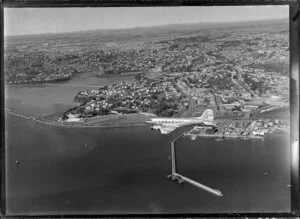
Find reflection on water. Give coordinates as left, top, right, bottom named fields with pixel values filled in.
left=6, top=114, right=291, bottom=215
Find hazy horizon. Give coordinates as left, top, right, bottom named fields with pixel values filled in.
left=4, top=6, right=288, bottom=36
left=4, top=17, right=288, bottom=38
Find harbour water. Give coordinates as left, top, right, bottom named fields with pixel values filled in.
left=5, top=114, right=291, bottom=215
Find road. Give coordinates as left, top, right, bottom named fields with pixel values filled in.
left=173, top=81, right=197, bottom=117
left=210, top=89, right=225, bottom=114
left=232, top=70, right=257, bottom=98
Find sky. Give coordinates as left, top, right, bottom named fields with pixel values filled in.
left=4, top=6, right=289, bottom=36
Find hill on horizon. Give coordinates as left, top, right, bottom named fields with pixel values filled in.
left=6, top=18, right=288, bottom=40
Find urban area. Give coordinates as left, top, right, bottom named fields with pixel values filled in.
left=5, top=20, right=290, bottom=138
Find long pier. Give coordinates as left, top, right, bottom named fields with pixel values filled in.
left=167, top=130, right=223, bottom=197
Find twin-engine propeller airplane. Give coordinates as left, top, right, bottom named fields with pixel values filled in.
left=145, top=109, right=217, bottom=134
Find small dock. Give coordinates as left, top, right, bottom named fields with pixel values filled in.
left=167, top=129, right=223, bottom=197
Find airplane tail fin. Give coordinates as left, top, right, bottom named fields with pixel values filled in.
left=198, top=109, right=214, bottom=121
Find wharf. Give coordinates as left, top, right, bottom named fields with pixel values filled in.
left=167, top=130, right=223, bottom=197
left=184, top=127, right=263, bottom=140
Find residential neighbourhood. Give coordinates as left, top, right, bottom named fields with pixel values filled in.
left=58, top=29, right=289, bottom=121
left=4, top=21, right=289, bottom=122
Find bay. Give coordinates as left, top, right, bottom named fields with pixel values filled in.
left=5, top=114, right=291, bottom=215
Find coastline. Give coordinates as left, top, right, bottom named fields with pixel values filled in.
left=5, top=108, right=149, bottom=129
left=6, top=107, right=289, bottom=141
left=4, top=74, right=137, bottom=118
left=185, top=130, right=264, bottom=140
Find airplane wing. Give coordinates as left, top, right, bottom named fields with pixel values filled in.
left=160, top=124, right=198, bottom=134
left=160, top=125, right=179, bottom=134
left=160, top=126, right=178, bottom=134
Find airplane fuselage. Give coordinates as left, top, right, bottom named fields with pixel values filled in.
left=146, top=118, right=216, bottom=127
left=145, top=109, right=216, bottom=134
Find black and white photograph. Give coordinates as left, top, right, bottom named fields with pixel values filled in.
left=2, top=3, right=298, bottom=215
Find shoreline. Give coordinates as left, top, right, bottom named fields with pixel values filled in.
left=185, top=132, right=264, bottom=140
left=5, top=108, right=148, bottom=129
left=4, top=83, right=104, bottom=89
left=4, top=73, right=136, bottom=88
left=185, top=129, right=264, bottom=140
left=5, top=106, right=290, bottom=132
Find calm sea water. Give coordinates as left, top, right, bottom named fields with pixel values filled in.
left=5, top=114, right=291, bottom=215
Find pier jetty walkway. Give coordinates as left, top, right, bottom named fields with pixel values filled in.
left=167, top=129, right=223, bottom=197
